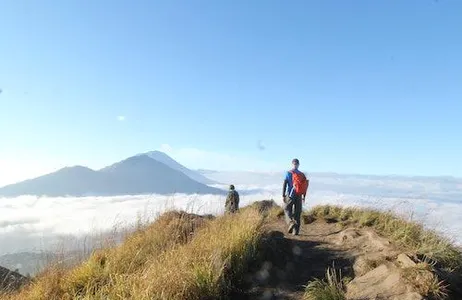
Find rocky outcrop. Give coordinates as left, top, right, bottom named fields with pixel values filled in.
left=346, top=253, right=444, bottom=300
left=0, top=266, right=28, bottom=293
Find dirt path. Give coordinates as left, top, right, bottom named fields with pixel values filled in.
left=234, top=208, right=462, bottom=300
left=236, top=218, right=356, bottom=299
left=234, top=214, right=422, bottom=300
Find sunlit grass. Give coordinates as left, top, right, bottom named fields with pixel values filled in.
left=306, top=205, right=462, bottom=272
left=3, top=208, right=263, bottom=300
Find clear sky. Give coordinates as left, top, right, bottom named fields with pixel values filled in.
left=1, top=0, right=462, bottom=186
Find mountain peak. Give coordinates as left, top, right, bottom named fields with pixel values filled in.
left=144, top=150, right=169, bottom=157
left=142, top=151, right=217, bottom=185
left=100, top=154, right=165, bottom=172
left=57, top=166, right=94, bottom=173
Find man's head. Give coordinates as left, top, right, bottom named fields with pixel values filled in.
left=229, top=184, right=235, bottom=190
left=292, top=158, right=300, bottom=170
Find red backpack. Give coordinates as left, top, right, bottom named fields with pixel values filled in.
left=291, top=170, right=308, bottom=196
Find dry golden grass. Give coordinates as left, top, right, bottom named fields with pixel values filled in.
left=127, top=208, right=263, bottom=299
left=2, top=210, right=212, bottom=300
left=402, top=262, right=449, bottom=299
left=306, top=205, right=462, bottom=272
left=244, top=199, right=283, bottom=218
left=3, top=208, right=263, bottom=300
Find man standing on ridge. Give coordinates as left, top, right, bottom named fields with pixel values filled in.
left=283, top=158, right=309, bottom=235
left=225, top=184, right=240, bottom=214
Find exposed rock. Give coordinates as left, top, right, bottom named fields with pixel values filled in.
left=363, top=230, right=392, bottom=252
left=396, top=253, right=417, bottom=268
left=353, top=256, right=371, bottom=277
left=341, top=228, right=361, bottom=240
left=346, top=262, right=424, bottom=300
left=353, top=254, right=389, bottom=277
left=332, top=227, right=393, bottom=254
left=0, top=266, right=29, bottom=293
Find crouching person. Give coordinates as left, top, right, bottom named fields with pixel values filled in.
left=225, top=184, right=240, bottom=214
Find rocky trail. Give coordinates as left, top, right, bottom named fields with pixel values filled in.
left=236, top=214, right=459, bottom=300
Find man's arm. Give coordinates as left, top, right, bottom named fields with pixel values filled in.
left=303, top=179, right=310, bottom=200
left=282, top=179, right=288, bottom=197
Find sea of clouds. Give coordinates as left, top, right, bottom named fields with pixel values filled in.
left=1, top=171, right=461, bottom=272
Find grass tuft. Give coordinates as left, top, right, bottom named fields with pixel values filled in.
left=304, top=266, right=346, bottom=300
left=402, top=263, right=449, bottom=299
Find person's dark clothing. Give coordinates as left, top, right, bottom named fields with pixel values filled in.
left=225, top=190, right=240, bottom=214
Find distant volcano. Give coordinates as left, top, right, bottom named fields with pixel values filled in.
left=0, top=153, right=224, bottom=197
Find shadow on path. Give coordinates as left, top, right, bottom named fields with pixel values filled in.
left=233, top=229, right=355, bottom=300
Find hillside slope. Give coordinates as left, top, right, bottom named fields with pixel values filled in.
left=2, top=202, right=461, bottom=299
left=0, top=266, right=28, bottom=293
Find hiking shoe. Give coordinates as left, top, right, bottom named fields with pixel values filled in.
left=288, top=221, right=296, bottom=234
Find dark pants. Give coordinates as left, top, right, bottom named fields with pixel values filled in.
left=225, top=203, right=238, bottom=214
left=284, top=195, right=302, bottom=234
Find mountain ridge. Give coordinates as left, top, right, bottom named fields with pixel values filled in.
left=0, top=153, right=224, bottom=197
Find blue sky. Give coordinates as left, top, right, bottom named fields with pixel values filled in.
left=1, top=0, right=462, bottom=185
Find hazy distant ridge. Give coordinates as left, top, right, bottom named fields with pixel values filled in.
left=0, top=153, right=224, bottom=197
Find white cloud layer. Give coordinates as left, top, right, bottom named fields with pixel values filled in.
left=0, top=192, right=269, bottom=255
